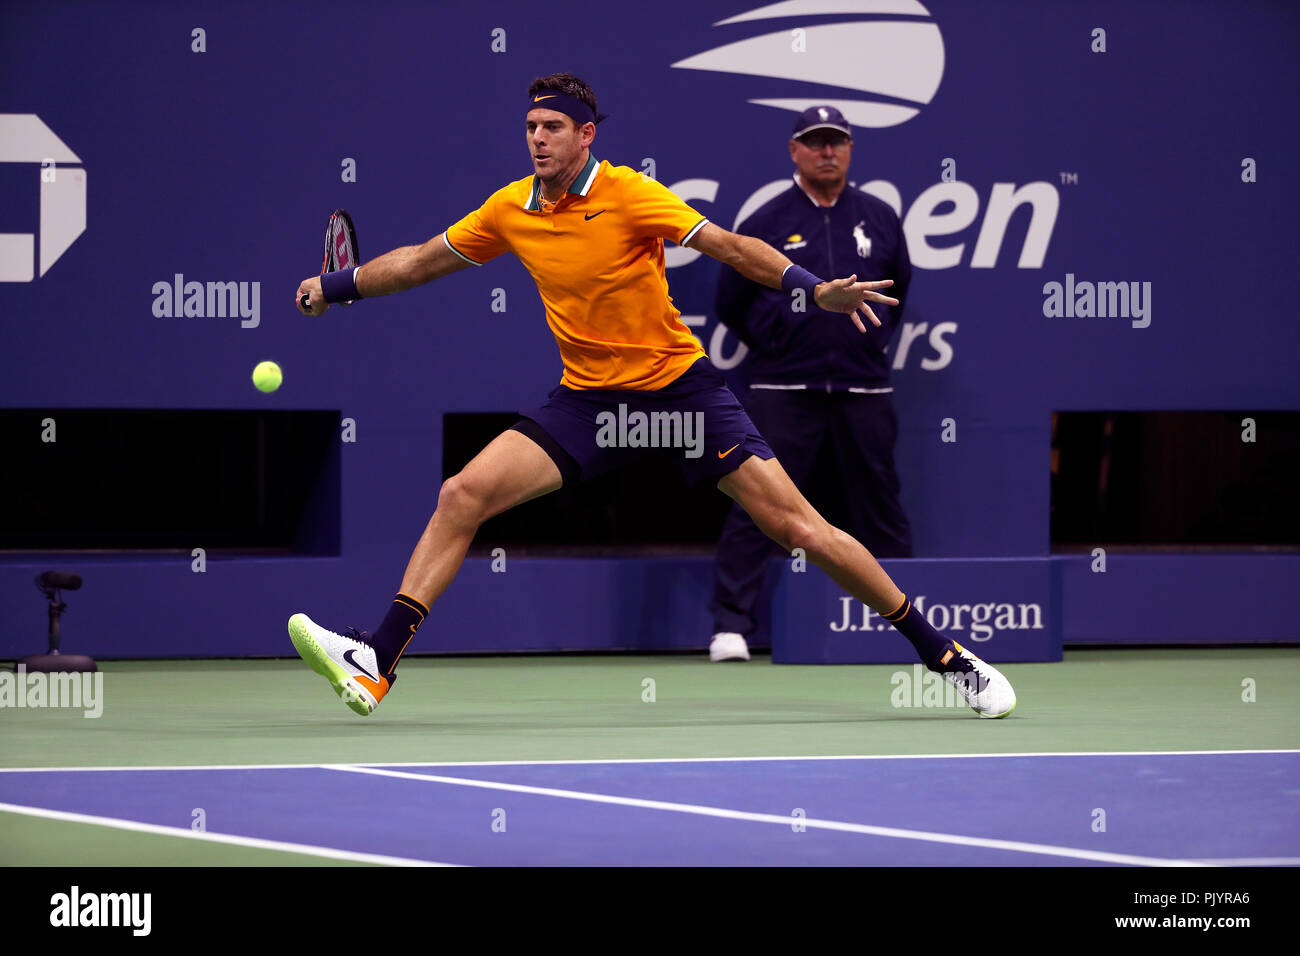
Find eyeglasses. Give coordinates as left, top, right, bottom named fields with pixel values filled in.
left=798, top=133, right=851, bottom=150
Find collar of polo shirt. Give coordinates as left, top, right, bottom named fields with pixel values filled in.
left=525, top=154, right=601, bottom=211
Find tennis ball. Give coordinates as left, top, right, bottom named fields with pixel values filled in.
left=252, top=360, right=282, bottom=393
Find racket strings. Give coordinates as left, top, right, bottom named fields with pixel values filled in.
left=326, top=211, right=358, bottom=273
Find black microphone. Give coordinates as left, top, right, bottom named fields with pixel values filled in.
left=35, top=571, right=82, bottom=591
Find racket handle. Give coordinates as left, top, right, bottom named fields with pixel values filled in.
left=300, top=293, right=311, bottom=311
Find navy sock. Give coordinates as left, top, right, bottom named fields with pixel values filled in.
left=370, top=593, right=428, bottom=675
left=883, top=596, right=960, bottom=671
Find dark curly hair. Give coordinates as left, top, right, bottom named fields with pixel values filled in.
left=528, top=73, right=598, bottom=126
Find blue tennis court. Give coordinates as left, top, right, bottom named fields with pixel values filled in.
left=3, top=751, right=1296, bottom=867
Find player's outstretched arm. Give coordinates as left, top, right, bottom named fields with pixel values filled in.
left=296, top=233, right=473, bottom=315
left=687, top=222, right=898, bottom=332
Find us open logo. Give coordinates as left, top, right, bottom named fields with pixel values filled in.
left=0, top=114, right=87, bottom=282
left=672, top=0, right=944, bottom=128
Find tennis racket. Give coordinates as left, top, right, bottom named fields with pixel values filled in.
left=300, top=208, right=359, bottom=310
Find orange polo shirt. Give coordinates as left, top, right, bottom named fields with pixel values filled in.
left=443, top=155, right=709, bottom=391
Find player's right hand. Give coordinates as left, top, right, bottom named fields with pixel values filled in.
left=296, top=277, right=328, bottom=315
left=813, top=276, right=898, bottom=332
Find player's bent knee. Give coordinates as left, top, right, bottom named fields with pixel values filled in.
left=435, top=473, right=489, bottom=527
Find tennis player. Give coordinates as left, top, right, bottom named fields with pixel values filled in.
left=290, top=73, right=1015, bottom=718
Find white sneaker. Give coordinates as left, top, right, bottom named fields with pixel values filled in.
left=709, top=632, right=751, bottom=662
left=287, top=613, right=394, bottom=716
left=941, top=641, right=1016, bottom=718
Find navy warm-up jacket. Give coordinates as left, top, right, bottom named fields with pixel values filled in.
left=715, top=177, right=912, bottom=392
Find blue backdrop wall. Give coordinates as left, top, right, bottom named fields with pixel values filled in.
left=2, top=0, right=1296, bottom=659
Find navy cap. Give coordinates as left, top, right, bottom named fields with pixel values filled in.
left=792, top=105, right=851, bottom=139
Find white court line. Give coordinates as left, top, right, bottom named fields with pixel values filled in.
left=0, top=801, right=455, bottom=867
left=323, top=764, right=1206, bottom=867
left=0, top=762, right=341, bottom=773
left=1, top=749, right=1296, bottom=774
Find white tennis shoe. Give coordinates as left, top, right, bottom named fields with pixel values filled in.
left=709, top=632, right=751, bottom=662
left=941, top=642, right=1017, bottom=718
left=288, top=613, right=394, bottom=716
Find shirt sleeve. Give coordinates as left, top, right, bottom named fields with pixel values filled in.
left=623, top=172, right=709, bottom=245
left=444, top=190, right=510, bottom=265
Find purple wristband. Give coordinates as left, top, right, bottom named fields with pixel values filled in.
left=320, top=267, right=362, bottom=304
left=781, top=264, right=823, bottom=297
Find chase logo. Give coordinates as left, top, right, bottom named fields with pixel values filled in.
left=672, top=0, right=944, bottom=128
left=0, top=114, right=86, bottom=281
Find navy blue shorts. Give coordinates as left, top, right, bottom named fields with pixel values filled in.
left=512, top=358, right=775, bottom=487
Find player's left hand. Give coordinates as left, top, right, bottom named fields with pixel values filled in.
left=814, top=276, right=898, bottom=332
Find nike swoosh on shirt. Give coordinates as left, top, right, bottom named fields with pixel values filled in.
left=343, top=649, right=379, bottom=682
left=718, top=443, right=741, bottom=458
left=584, top=210, right=607, bottom=221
